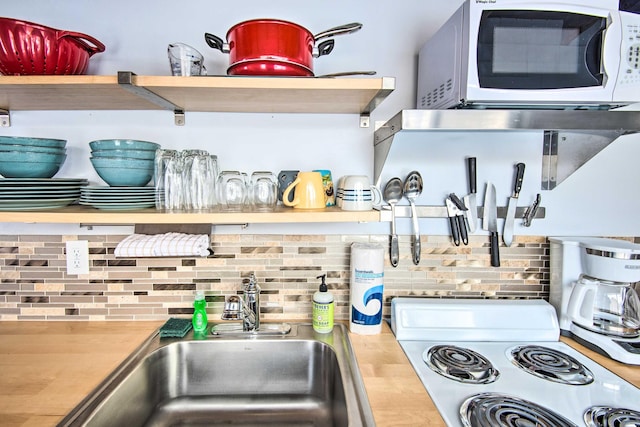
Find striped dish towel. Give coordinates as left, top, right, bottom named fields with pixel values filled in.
left=115, top=233, right=211, bottom=257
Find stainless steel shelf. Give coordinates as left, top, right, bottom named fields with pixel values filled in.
left=373, top=109, right=640, bottom=189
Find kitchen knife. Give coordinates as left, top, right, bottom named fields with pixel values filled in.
left=463, top=157, right=477, bottom=233
left=485, top=182, right=500, bottom=267
left=503, top=163, right=525, bottom=247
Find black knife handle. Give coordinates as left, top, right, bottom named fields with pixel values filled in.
left=459, top=216, right=469, bottom=245
left=467, top=157, right=477, bottom=194
left=490, top=231, right=500, bottom=267
left=513, top=162, right=525, bottom=197
left=449, top=216, right=460, bottom=246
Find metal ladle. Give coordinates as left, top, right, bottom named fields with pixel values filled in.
left=383, top=177, right=403, bottom=267
left=403, top=171, right=423, bottom=265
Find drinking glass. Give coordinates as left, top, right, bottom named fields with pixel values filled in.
left=249, top=171, right=277, bottom=212
left=155, top=149, right=183, bottom=210
left=182, top=150, right=215, bottom=210
left=217, top=170, right=246, bottom=212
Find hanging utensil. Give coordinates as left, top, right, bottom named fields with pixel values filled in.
left=484, top=182, right=500, bottom=267
left=403, top=171, right=423, bottom=265
left=463, top=157, right=477, bottom=233
left=446, top=193, right=469, bottom=246
left=384, top=178, right=403, bottom=267
left=503, top=162, right=526, bottom=246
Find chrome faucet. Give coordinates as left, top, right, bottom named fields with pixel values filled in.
left=221, top=273, right=260, bottom=332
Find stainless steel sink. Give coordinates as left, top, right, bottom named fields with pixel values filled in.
left=58, top=323, right=374, bottom=427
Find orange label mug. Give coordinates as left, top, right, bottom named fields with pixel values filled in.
left=282, top=171, right=326, bottom=209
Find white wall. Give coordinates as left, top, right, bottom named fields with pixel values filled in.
left=2, top=0, right=640, bottom=237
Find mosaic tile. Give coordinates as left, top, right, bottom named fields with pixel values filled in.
left=0, top=234, right=558, bottom=321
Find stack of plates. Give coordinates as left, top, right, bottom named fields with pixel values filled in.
left=0, top=178, right=87, bottom=210
left=79, top=186, right=156, bottom=210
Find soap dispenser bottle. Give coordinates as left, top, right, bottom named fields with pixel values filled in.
left=312, top=274, right=334, bottom=334
left=192, top=290, right=208, bottom=333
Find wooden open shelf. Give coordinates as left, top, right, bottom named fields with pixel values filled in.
left=0, top=74, right=395, bottom=120
left=0, top=205, right=380, bottom=225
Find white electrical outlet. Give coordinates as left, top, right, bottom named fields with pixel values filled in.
left=66, top=240, right=89, bottom=275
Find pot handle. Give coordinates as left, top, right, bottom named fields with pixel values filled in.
left=314, top=22, right=362, bottom=41
left=57, top=31, right=106, bottom=56
left=204, top=33, right=230, bottom=53
left=313, top=39, right=335, bottom=58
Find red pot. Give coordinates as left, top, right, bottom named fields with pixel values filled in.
left=0, top=17, right=105, bottom=75
left=205, top=19, right=361, bottom=76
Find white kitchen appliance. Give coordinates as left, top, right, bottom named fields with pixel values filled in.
left=549, top=236, right=640, bottom=365
left=417, top=0, right=640, bottom=109
left=391, top=298, right=640, bottom=427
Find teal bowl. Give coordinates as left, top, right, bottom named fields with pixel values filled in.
left=91, top=149, right=156, bottom=160
left=0, top=160, right=64, bottom=178
left=0, top=150, right=67, bottom=164
left=0, top=144, right=66, bottom=154
left=92, top=166, right=153, bottom=187
left=90, top=157, right=154, bottom=169
left=89, top=139, right=160, bottom=152
left=0, top=136, right=66, bottom=148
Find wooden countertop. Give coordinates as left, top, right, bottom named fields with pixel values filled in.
left=0, top=320, right=441, bottom=427
left=0, top=321, right=638, bottom=427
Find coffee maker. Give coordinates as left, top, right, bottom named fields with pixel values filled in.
left=549, top=237, right=640, bottom=365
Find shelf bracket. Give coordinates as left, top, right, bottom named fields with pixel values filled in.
left=117, top=71, right=186, bottom=126
left=360, top=76, right=395, bottom=128
left=541, top=129, right=622, bottom=190
left=0, top=109, right=9, bottom=127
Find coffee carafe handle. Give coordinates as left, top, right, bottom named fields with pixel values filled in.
left=566, top=282, right=598, bottom=329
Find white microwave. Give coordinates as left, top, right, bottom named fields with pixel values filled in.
left=417, top=0, right=640, bottom=109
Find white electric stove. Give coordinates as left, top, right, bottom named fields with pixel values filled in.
left=391, top=298, right=640, bottom=427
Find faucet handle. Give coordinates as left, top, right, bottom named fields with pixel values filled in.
left=245, top=273, right=260, bottom=292
left=221, top=295, right=243, bottom=320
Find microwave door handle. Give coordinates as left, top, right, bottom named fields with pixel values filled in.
left=596, top=16, right=612, bottom=85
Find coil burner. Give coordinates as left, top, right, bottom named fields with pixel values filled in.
left=584, top=406, right=640, bottom=427
left=423, top=345, right=499, bottom=384
left=461, top=393, right=577, bottom=427
left=508, top=345, right=594, bottom=385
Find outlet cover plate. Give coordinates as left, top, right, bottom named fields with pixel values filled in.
left=66, top=240, right=89, bottom=275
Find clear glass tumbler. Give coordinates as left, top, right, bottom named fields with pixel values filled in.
left=155, top=149, right=183, bottom=211
left=216, top=170, right=246, bottom=212
left=249, top=171, right=277, bottom=212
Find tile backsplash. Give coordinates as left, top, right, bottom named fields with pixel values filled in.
left=0, top=233, right=551, bottom=321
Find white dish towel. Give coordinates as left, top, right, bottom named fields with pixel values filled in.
left=115, top=233, right=211, bottom=257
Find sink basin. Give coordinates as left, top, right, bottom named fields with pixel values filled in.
left=58, top=323, right=374, bottom=427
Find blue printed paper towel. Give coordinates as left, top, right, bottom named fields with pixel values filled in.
left=349, top=242, right=384, bottom=335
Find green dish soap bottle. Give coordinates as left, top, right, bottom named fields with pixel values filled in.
left=313, top=274, right=334, bottom=334
left=192, top=290, right=208, bottom=333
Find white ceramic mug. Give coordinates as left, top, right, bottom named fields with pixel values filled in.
left=340, top=175, right=382, bottom=211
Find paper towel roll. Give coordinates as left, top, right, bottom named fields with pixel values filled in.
left=349, top=242, right=384, bottom=335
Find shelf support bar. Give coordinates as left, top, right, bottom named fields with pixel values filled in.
left=117, top=71, right=186, bottom=126
left=377, top=205, right=545, bottom=221
left=360, top=76, right=395, bottom=128
left=0, top=109, right=9, bottom=127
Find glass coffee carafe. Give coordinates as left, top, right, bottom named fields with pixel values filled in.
left=567, top=275, right=640, bottom=338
